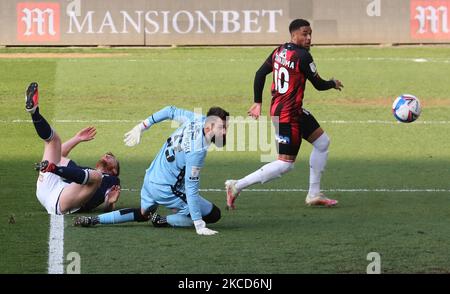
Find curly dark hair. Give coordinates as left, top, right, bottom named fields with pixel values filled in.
left=289, top=19, right=310, bottom=34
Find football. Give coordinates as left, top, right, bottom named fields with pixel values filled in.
left=392, top=94, right=422, bottom=123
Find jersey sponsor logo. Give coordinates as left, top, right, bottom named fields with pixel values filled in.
left=189, top=166, right=201, bottom=181
left=275, top=135, right=290, bottom=144
left=309, top=62, right=317, bottom=73
left=182, top=136, right=191, bottom=153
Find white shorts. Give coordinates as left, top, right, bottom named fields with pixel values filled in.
left=36, top=172, right=72, bottom=215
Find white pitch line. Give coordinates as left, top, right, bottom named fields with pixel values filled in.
left=318, top=57, right=450, bottom=63
left=2, top=119, right=141, bottom=123
left=64, top=57, right=450, bottom=63
left=3, top=56, right=449, bottom=63
left=3, top=119, right=450, bottom=125
left=320, top=120, right=450, bottom=125
left=121, top=188, right=450, bottom=193
left=48, top=214, right=64, bottom=274
left=54, top=119, right=141, bottom=123
left=120, top=57, right=450, bottom=64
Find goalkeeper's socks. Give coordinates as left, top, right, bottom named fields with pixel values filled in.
left=51, top=166, right=90, bottom=185
left=31, top=107, right=54, bottom=141
left=151, top=214, right=169, bottom=227
left=166, top=214, right=193, bottom=227
left=98, top=208, right=142, bottom=224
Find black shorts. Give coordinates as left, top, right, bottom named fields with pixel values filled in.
left=274, top=109, right=321, bottom=156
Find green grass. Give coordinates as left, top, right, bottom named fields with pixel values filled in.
left=1, top=46, right=450, bottom=273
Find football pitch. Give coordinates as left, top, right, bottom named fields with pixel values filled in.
left=1, top=46, right=450, bottom=273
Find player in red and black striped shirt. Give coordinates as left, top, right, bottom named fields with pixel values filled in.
left=226, top=19, right=343, bottom=208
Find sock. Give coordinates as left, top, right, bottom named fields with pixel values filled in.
left=167, top=214, right=193, bottom=227
left=308, top=133, right=330, bottom=197
left=151, top=214, right=169, bottom=227
left=91, top=216, right=100, bottom=225
left=235, top=160, right=294, bottom=191
left=30, top=107, right=53, bottom=141
left=52, top=166, right=90, bottom=185
left=98, top=208, right=145, bottom=224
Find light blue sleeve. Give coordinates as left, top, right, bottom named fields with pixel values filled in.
left=142, top=106, right=196, bottom=128
left=184, top=150, right=206, bottom=221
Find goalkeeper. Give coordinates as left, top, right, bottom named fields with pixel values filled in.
left=75, top=106, right=229, bottom=236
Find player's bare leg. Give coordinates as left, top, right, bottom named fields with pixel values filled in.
left=35, top=158, right=107, bottom=213
left=305, top=127, right=337, bottom=207
left=41, top=133, right=62, bottom=165
left=27, top=82, right=105, bottom=214
left=58, top=170, right=103, bottom=214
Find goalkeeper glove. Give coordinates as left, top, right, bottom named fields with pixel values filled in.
left=194, top=220, right=218, bottom=236
left=123, top=122, right=147, bottom=147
